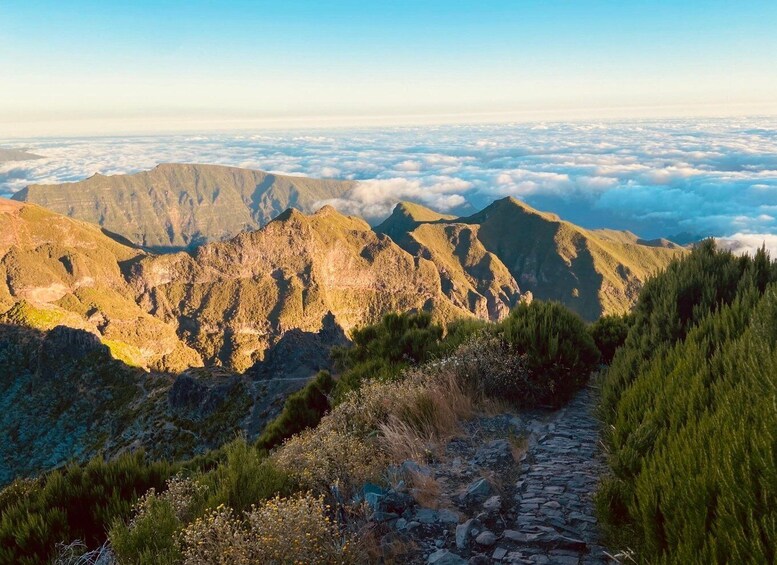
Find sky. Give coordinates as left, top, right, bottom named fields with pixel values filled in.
left=2, top=1, right=777, bottom=136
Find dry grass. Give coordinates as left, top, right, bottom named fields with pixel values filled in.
left=273, top=426, right=383, bottom=498
left=508, top=433, right=529, bottom=462
left=406, top=470, right=443, bottom=509
left=376, top=369, right=473, bottom=463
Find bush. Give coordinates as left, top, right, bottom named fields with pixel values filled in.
left=589, top=314, right=631, bottom=364
left=597, top=243, right=777, bottom=563
left=273, top=425, right=382, bottom=499
left=498, top=301, right=600, bottom=406
left=256, top=371, right=335, bottom=451
left=110, top=476, right=207, bottom=565
left=202, top=436, right=293, bottom=513
left=331, top=311, right=444, bottom=401
left=179, top=493, right=358, bottom=565
left=434, top=333, right=534, bottom=407
left=0, top=452, right=176, bottom=565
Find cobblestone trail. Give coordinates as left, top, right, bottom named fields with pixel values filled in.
left=504, top=386, right=610, bottom=564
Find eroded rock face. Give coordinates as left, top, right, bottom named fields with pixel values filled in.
left=36, top=325, right=107, bottom=379
left=130, top=206, right=473, bottom=370
left=0, top=200, right=201, bottom=372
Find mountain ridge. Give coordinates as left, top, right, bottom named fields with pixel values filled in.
left=13, top=163, right=357, bottom=251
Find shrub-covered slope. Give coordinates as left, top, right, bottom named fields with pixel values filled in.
left=597, top=241, right=777, bottom=563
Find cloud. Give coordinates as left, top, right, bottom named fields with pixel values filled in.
left=715, top=233, right=777, bottom=256
left=2, top=116, right=776, bottom=241
left=316, top=177, right=471, bottom=221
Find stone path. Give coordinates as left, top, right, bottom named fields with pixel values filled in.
left=503, top=386, right=609, bottom=564
left=368, top=386, right=612, bottom=564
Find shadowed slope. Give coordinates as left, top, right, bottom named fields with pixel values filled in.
left=380, top=198, right=684, bottom=320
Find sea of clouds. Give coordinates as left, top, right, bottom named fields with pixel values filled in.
left=1, top=117, right=776, bottom=253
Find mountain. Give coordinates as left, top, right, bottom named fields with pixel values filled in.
left=0, top=194, right=685, bottom=484
left=13, top=163, right=356, bottom=250
left=0, top=148, right=42, bottom=162
left=0, top=199, right=200, bottom=371
left=0, top=193, right=684, bottom=378
left=129, top=204, right=473, bottom=370
left=376, top=201, right=522, bottom=321
left=379, top=198, right=686, bottom=320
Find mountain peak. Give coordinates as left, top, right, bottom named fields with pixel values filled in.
left=393, top=201, right=455, bottom=223
left=464, top=196, right=561, bottom=224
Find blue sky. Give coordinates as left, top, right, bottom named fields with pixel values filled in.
left=2, top=1, right=777, bottom=135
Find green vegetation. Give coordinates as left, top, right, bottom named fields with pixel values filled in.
left=257, top=371, right=335, bottom=450
left=0, top=453, right=176, bottom=565
left=109, top=438, right=293, bottom=565
left=0, top=300, right=603, bottom=563
left=331, top=311, right=445, bottom=400
left=500, top=301, right=600, bottom=406
left=589, top=313, right=631, bottom=364
left=597, top=241, right=777, bottom=563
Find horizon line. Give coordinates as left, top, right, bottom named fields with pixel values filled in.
left=2, top=102, right=776, bottom=139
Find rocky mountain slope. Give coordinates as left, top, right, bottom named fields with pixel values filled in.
left=379, top=198, right=685, bottom=320
left=0, top=194, right=683, bottom=375
left=0, top=193, right=683, bottom=485
left=13, top=163, right=356, bottom=250
left=129, top=205, right=473, bottom=370
left=0, top=199, right=200, bottom=371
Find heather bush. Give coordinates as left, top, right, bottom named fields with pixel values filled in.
left=331, top=311, right=444, bottom=401
left=202, top=436, right=293, bottom=513
left=0, top=452, right=176, bottom=565
left=588, top=313, right=630, bottom=364
left=110, top=476, right=208, bottom=564
left=598, top=243, right=777, bottom=563
left=498, top=301, right=600, bottom=406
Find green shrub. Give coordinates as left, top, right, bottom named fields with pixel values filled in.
left=589, top=314, right=631, bottom=364
left=110, top=475, right=207, bottom=565
left=331, top=312, right=444, bottom=401
left=256, top=371, right=335, bottom=451
left=597, top=243, right=777, bottom=563
left=498, top=301, right=600, bottom=406
left=0, top=452, right=176, bottom=565
left=202, top=436, right=293, bottom=513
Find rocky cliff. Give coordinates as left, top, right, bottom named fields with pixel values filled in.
left=129, top=204, right=473, bottom=370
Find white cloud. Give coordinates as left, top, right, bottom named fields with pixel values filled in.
left=716, top=233, right=777, bottom=256
left=2, top=116, right=776, bottom=240
left=316, top=177, right=472, bottom=221
left=394, top=160, right=423, bottom=172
